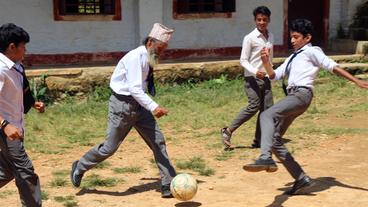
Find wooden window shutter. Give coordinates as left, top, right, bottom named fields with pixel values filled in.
left=177, top=0, right=190, bottom=14
left=223, top=0, right=235, bottom=13
left=59, top=0, right=66, bottom=15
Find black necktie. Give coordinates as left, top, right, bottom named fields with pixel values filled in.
left=13, top=65, right=35, bottom=113
left=147, top=66, right=156, bottom=96
left=282, top=49, right=304, bottom=95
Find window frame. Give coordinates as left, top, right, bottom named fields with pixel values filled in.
left=173, top=0, right=235, bottom=20
left=53, top=0, right=122, bottom=21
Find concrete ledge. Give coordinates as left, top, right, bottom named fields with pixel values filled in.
left=25, top=54, right=367, bottom=94
left=329, top=39, right=368, bottom=55
left=356, top=41, right=368, bottom=54
left=26, top=68, right=83, bottom=77
left=340, top=63, right=368, bottom=72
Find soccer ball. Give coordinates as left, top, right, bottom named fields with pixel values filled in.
left=170, top=173, right=198, bottom=201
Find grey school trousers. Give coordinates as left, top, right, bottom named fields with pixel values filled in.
left=0, top=131, right=42, bottom=207
left=76, top=94, right=176, bottom=186
left=229, top=76, right=273, bottom=143
left=260, top=87, right=313, bottom=180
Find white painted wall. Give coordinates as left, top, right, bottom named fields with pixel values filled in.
left=138, top=0, right=164, bottom=43
left=329, top=0, right=365, bottom=39
left=0, top=0, right=138, bottom=54
left=0, top=0, right=284, bottom=55
left=1, top=0, right=361, bottom=55
left=162, top=0, right=284, bottom=49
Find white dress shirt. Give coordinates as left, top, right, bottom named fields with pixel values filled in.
left=273, top=43, right=338, bottom=89
left=110, top=45, right=158, bottom=112
left=0, top=53, right=25, bottom=131
left=240, top=28, right=274, bottom=76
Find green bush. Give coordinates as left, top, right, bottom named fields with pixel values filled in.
left=90, top=86, right=112, bottom=102
left=30, top=74, right=53, bottom=104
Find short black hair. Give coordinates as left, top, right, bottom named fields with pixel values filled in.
left=253, top=6, right=271, bottom=18
left=290, top=19, right=314, bottom=37
left=0, top=23, right=30, bottom=53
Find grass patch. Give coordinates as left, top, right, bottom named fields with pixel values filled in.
left=41, top=190, right=49, bottom=200
left=50, top=169, right=69, bottom=187
left=149, top=158, right=156, bottom=168
left=176, top=156, right=215, bottom=176
left=54, top=195, right=78, bottom=207
left=95, top=161, right=111, bottom=169
left=113, top=166, right=142, bottom=174
left=63, top=201, right=79, bottom=207
left=52, top=170, right=69, bottom=177
left=50, top=177, right=68, bottom=187
left=21, top=73, right=367, bottom=164
left=215, top=151, right=234, bottom=161
left=25, top=71, right=368, bottom=154
left=81, top=174, right=122, bottom=189
left=0, top=190, right=15, bottom=198
left=0, top=64, right=363, bottom=206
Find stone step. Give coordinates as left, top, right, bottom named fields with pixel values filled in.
left=25, top=54, right=367, bottom=94
left=26, top=54, right=367, bottom=77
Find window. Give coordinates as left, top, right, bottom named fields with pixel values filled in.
left=60, top=0, right=114, bottom=15
left=54, top=0, right=121, bottom=21
left=173, top=0, right=235, bottom=19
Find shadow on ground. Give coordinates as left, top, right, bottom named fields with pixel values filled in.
left=266, top=176, right=368, bottom=207
left=75, top=177, right=206, bottom=198
left=175, top=201, right=202, bottom=207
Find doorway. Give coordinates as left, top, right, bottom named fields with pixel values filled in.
left=287, top=0, right=330, bottom=47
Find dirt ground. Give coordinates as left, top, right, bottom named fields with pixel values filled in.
left=1, top=117, right=368, bottom=207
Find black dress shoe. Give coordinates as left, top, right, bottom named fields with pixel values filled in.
left=285, top=176, right=314, bottom=195
left=250, top=142, right=260, bottom=148
left=243, top=158, right=278, bottom=172
left=70, top=160, right=84, bottom=187
left=161, top=184, right=173, bottom=198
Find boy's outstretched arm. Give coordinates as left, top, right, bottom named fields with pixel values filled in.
left=261, top=48, right=275, bottom=79
left=333, top=66, right=368, bottom=89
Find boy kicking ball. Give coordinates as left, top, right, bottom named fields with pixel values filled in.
left=243, top=19, right=368, bottom=195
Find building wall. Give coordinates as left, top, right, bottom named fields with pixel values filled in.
left=162, top=0, right=284, bottom=49
left=0, top=0, right=284, bottom=55
left=0, top=0, right=138, bottom=54
left=0, top=0, right=362, bottom=65
left=329, top=0, right=365, bottom=39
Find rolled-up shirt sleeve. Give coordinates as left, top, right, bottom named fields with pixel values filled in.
left=125, top=54, right=158, bottom=112
left=240, top=36, right=258, bottom=75
left=310, top=47, right=338, bottom=73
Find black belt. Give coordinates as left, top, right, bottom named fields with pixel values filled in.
left=112, top=91, right=134, bottom=101
left=287, top=86, right=312, bottom=93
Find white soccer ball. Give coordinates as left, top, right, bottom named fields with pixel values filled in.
left=170, top=173, right=198, bottom=201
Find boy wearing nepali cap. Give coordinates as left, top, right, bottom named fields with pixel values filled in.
left=70, top=23, right=177, bottom=198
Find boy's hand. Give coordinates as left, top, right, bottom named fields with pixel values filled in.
left=256, top=70, right=267, bottom=79
left=3, top=124, right=23, bottom=140
left=261, top=47, right=270, bottom=63
left=33, top=101, right=45, bottom=113
left=356, top=79, right=368, bottom=89
left=153, top=106, right=168, bottom=118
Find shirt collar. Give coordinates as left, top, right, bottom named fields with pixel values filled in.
left=0, top=52, right=16, bottom=70
left=298, top=43, right=312, bottom=52
left=253, top=28, right=268, bottom=38
left=138, top=45, right=148, bottom=55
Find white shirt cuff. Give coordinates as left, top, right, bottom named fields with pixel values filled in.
left=148, top=102, right=159, bottom=112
